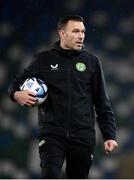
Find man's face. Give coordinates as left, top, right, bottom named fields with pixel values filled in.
left=60, top=20, right=86, bottom=51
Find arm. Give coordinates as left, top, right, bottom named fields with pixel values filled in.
left=8, top=54, right=42, bottom=106
left=91, top=57, right=118, bottom=153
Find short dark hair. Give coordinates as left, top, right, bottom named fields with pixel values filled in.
left=58, top=15, right=84, bottom=30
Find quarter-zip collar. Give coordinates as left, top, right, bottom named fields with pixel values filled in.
left=52, top=40, right=84, bottom=57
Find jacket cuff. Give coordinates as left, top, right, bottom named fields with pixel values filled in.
left=9, top=90, right=17, bottom=102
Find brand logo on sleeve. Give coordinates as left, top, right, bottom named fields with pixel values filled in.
left=76, top=62, right=86, bottom=72
left=39, top=139, right=46, bottom=147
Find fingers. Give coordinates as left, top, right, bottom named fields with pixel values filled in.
left=22, top=99, right=37, bottom=106
left=24, top=101, right=36, bottom=106
left=17, top=90, right=37, bottom=106
left=23, top=95, right=37, bottom=106
left=27, top=95, right=37, bottom=106
left=27, top=91, right=37, bottom=97
left=104, top=140, right=118, bottom=154
left=28, top=96, right=37, bottom=102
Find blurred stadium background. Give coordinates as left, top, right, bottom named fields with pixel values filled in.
left=0, top=0, right=134, bottom=178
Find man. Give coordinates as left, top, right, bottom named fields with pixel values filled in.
left=8, top=15, right=118, bottom=178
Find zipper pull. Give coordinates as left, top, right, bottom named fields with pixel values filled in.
left=67, top=131, right=69, bottom=138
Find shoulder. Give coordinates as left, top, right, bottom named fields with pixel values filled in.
left=83, top=50, right=99, bottom=60
left=31, top=49, right=55, bottom=64
left=34, top=49, right=54, bottom=59
left=82, top=50, right=100, bottom=67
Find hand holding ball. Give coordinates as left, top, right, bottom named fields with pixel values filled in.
left=20, top=77, right=48, bottom=106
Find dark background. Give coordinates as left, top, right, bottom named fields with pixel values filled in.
left=0, top=0, right=134, bottom=178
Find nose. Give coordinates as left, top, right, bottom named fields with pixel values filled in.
left=78, top=32, right=85, bottom=40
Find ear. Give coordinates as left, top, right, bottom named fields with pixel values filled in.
left=59, top=30, right=65, bottom=39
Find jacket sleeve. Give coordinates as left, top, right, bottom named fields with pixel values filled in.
left=91, top=56, right=116, bottom=141
left=8, top=54, right=43, bottom=102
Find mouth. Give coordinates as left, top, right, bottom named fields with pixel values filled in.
left=76, top=42, right=83, bottom=45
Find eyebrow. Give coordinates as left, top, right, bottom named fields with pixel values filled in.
left=72, top=28, right=86, bottom=32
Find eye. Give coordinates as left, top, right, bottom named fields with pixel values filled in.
left=82, top=29, right=86, bottom=33
left=72, top=29, right=79, bottom=33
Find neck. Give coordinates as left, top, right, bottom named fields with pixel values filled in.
left=60, top=41, right=70, bottom=50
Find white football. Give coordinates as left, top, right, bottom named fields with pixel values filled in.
left=20, top=77, right=48, bottom=105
